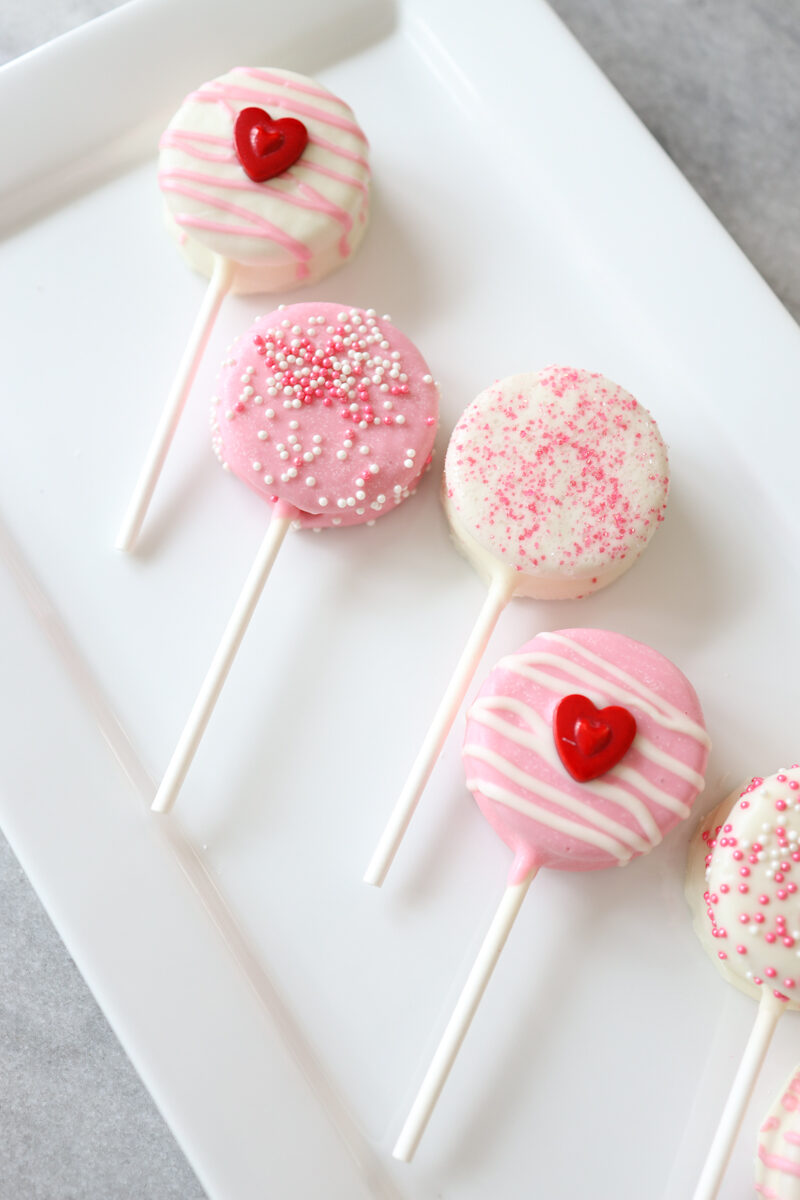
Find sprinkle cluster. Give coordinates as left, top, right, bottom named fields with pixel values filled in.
left=210, top=304, right=438, bottom=526
left=702, top=768, right=800, bottom=1003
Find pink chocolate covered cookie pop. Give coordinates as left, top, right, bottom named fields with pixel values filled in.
left=117, top=67, right=371, bottom=552
left=365, top=366, right=670, bottom=886
left=687, top=769, right=800, bottom=1200
left=394, top=628, right=708, bottom=1161
left=465, top=628, right=708, bottom=877
left=152, top=303, right=437, bottom=814
left=210, top=303, right=436, bottom=528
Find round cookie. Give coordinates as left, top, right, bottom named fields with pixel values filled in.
left=687, top=767, right=800, bottom=1008
left=158, top=67, right=370, bottom=293
left=443, top=366, right=669, bottom=599
left=463, top=628, right=710, bottom=882
left=211, top=303, right=438, bottom=529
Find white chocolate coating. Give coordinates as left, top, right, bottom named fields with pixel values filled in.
left=443, top=367, right=669, bottom=599
left=687, top=769, right=800, bottom=1009
left=158, top=67, right=370, bottom=293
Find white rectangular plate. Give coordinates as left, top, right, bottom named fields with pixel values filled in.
left=2, top=1, right=800, bottom=1196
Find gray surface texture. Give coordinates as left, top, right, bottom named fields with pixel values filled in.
left=1, top=1, right=799, bottom=1199
left=549, top=0, right=800, bottom=320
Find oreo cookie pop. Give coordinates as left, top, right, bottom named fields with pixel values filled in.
left=365, top=366, right=670, bottom=885
left=394, top=627, right=709, bottom=1160
left=152, top=303, right=437, bottom=814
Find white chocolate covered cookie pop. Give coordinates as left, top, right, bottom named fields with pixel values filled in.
left=756, top=1064, right=800, bottom=1199
left=444, top=366, right=668, bottom=599
left=687, top=768, right=800, bottom=1200
left=159, top=67, right=369, bottom=292
left=394, top=628, right=708, bottom=1161
left=117, top=67, right=370, bottom=551
left=365, top=366, right=669, bottom=885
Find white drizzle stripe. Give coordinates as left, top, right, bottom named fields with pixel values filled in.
left=472, top=694, right=548, bottom=736
left=604, top=763, right=691, bottom=817
left=469, top=698, right=663, bottom=839
left=501, top=657, right=700, bottom=739
left=635, top=736, right=706, bottom=790
left=539, top=632, right=711, bottom=746
left=465, top=777, right=632, bottom=863
left=463, top=743, right=651, bottom=853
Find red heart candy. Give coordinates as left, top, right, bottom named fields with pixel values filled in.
left=553, top=694, right=637, bottom=783
left=233, top=107, right=308, bottom=183
left=575, top=717, right=611, bottom=758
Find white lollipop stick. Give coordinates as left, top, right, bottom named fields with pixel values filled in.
left=116, top=253, right=235, bottom=552
left=151, top=502, right=295, bottom=814
left=393, top=868, right=536, bottom=1162
left=693, top=991, right=784, bottom=1200
left=364, top=569, right=515, bottom=887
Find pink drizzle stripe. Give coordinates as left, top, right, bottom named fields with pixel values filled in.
left=759, top=1144, right=800, bottom=1178
left=755, top=1186, right=780, bottom=1198
left=160, top=168, right=352, bottom=252
left=176, top=213, right=310, bottom=247
left=161, top=129, right=231, bottom=146
left=785, top=1132, right=800, bottom=1146
left=160, top=180, right=311, bottom=262
left=159, top=132, right=234, bottom=163
left=309, top=133, right=369, bottom=169
left=189, top=83, right=366, bottom=139
left=236, top=67, right=339, bottom=102
left=301, top=157, right=369, bottom=197
left=284, top=171, right=352, bottom=227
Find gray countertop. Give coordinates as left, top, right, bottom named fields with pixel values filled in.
left=2, top=3, right=798, bottom=1197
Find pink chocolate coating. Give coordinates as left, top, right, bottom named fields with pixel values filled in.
left=211, top=303, right=438, bottom=528
left=463, top=628, right=709, bottom=883
left=444, top=367, right=669, bottom=593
